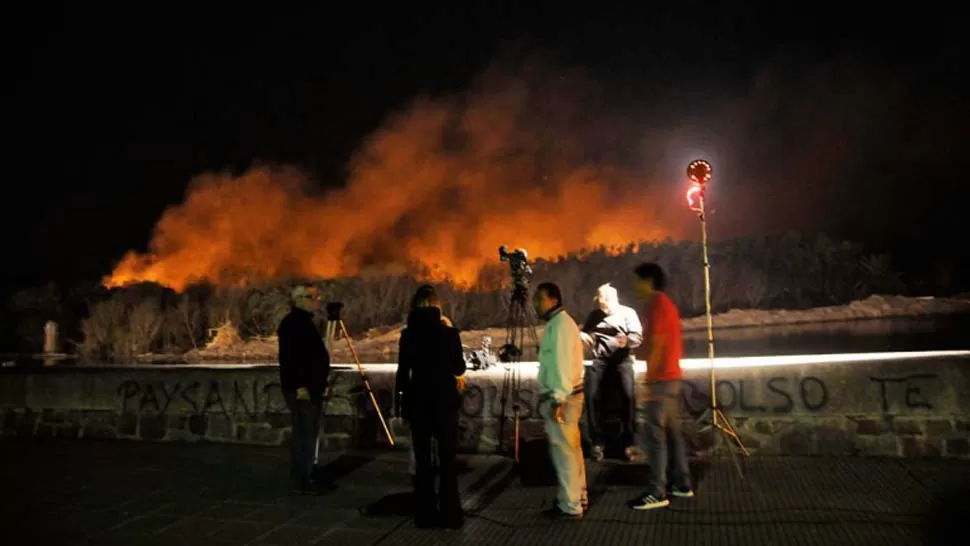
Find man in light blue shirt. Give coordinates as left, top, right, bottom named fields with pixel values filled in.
left=533, top=281, right=588, bottom=519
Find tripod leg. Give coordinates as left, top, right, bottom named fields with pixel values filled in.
left=498, top=367, right=510, bottom=454
left=338, top=321, right=396, bottom=446
left=715, top=409, right=750, bottom=456
left=514, top=412, right=520, bottom=463
left=713, top=418, right=745, bottom=480
left=696, top=407, right=713, bottom=433
left=512, top=305, right=520, bottom=460
left=707, top=409, right=746, bottom=480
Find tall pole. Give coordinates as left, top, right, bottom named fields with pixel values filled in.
left=698, top=193, right=718, bottom=428
left=686, top=159, right=748, bottom=476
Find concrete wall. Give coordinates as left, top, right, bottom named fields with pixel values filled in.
left=1, top=355, right=969, bottom=458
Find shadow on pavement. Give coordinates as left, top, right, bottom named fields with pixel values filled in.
left=921, top=482, right=970, bottom=546
left=313, top=452, right=375, bottom=485
left=357, top=456, right=475, bottom=517
left=597, top=458, right=706, bottom=488
left=360, top=491, right=415, bottom=517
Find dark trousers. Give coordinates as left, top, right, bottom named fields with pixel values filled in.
left=585, top=359, right=636, bottom=447
left=283, top=390, right=322, bottom=488
left=642, top=380, right=691, bottom=496
left=410, top=409, right=462, bottom=525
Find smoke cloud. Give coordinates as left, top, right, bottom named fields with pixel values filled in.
left=106, top=57, right=689, bottom=291
left=106, top=51, right=946, bottom=291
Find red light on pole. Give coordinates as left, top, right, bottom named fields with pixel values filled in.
left=686, top=185, right=703, bottom=211
left=686, top=159, right=711, bottom=213
left=687, top=159, right=712, bottom=186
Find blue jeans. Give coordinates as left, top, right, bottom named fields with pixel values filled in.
left=641, top=380, right=691, bottom=496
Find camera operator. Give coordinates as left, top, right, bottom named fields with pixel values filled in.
left=277, top=285, right=331, bottom=494
left=394, top=285, right=467, bottom=529
left=580, top=283, right=643, bottom=462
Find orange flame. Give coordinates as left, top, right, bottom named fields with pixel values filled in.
left=104, top=63, right=687, bottom=292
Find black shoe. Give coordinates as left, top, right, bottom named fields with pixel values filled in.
left=440, top=507, right=464, bottom=529
left=442, top=517, right=464, bottom=529
left=542, top=507, right=582, bottom=520
left=414, top=514, right=440, bottom=529
left=670, top=486, right=695, bottom=498
left=629, top=493, right=670, bottom=511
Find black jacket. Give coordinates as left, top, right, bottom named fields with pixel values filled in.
left=395, top=307, right=466, bottom=420
left=277, top=307, right=330, bottom=399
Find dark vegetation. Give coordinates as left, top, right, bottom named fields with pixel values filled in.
left=2, top=233, right=960, bottom=361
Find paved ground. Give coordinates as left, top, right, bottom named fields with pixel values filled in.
left=2, top=439, right=967, bottom=546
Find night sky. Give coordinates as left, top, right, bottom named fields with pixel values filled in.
left=5, top=5, right=968, bottom=295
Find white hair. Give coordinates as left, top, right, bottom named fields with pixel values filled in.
left=596, top=283, right=618, bottom=302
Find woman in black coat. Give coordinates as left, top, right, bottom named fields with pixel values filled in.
left=395, top=285, right=467, bottom=529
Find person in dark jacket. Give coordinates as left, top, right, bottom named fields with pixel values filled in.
left=277, top=284, right=331, bottom=494
left=580, top=283, right=644, bottom=461
left=395, top=285, right=467, bottom=529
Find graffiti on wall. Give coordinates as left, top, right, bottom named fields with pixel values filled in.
left=117, top=379, right=284, bottom=416
left=114, top=370, right=946, bottom=421
left=682, top=376, right=830, bottom=415
left=870, top=373, right=941, bottom=412
left=460, top=384, right=542, bottom=421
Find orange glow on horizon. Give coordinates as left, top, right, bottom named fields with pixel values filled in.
left=103, top=68, right=688, bottom=292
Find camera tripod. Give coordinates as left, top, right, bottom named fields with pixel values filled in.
left=497, top=282, right=540, bottom=463
left=689, top=183, right=748, bottom=479
left=322, top=302, right=395, bottom=447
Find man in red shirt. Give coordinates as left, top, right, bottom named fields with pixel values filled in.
left=629, top=262, right=694, bottom=511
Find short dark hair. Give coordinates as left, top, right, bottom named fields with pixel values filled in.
left=535, top=282, right=563, bottom=307
left=634, top=262, right=667, bottom=291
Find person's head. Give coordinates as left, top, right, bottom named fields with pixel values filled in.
left=533, top=282, right=563, bottom=317
left=633, top=262, right=666, bottom=299
left=291, top=284, right=321, bottom=312
left=594, top=283, right=619, bottom=313
left=410, top=284, right=442, bottom=310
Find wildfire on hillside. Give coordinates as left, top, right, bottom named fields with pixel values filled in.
left=104, top=62, right=687, bottom=292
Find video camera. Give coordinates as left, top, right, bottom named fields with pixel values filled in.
left=498, top=245, right=533, bottom=288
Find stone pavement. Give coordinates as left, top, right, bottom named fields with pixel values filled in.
left=2, top=439, right=967, bottom=546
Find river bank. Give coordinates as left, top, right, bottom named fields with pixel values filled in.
left=7, top=294, right=965, bottom=366
left=172, top=294, right=970, bottom=364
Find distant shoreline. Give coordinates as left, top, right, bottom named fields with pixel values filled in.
left=679, top=294, right=970, bottom=332
left=177, top=294, right=970, bottom=364
left=8, top=294, right=968, bottom=365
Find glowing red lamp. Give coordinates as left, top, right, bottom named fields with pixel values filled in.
left=687, top=159, right=712, bottom=186
left=685, top=159, right=712, bottom=212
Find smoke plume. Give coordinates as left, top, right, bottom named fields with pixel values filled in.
left=106, top=58, right=688, bottom=291
left=106, top=50, right=946, bottom=292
